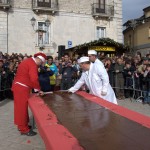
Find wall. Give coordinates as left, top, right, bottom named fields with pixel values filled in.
left=0, top=11, right=8, bottom=53
left=0, top=0, right=123, bottom=55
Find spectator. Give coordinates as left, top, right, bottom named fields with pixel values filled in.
left=0, top=59, right=5, bottom=101
left=45, top=56, right=58, bottom=91
left=0, top=51, right=3, bottom=59
left=60, top=54, right=77, bottom=90
left=143, top=64, right=150, bottom=104
left=114, top=58, right=125, bottom=99
left=55, top=60, right=62, bottom=90
left=123, top=61, right=135, bottom=98
left=38, top=64, right=54, bottom=92
left=104, top=57, right=115, bottom=87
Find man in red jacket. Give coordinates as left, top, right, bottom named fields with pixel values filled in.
left=12, top=52, right=47, bottom=136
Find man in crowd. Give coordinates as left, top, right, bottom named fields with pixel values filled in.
left=104, top=57, right=115, bottom=87
left=114, top=58, right=125, bottom=99
left=123, top=61, right=135, bottom=98
left=0, top=59, right=5, bottom=101
left=11, top=52, right=46, bottom=136
left=60, top=54, right=77, bottom=90
left=68, top=57, right=117, bottom=104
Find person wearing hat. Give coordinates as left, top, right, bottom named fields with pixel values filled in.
left=88, top=50, right=104, bottom=67
left=12, top=52, right=47, bottom=136
left=68, top=57, right=117, bottom=104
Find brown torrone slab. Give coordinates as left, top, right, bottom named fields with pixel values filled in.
left=42, top=92, right=150, bottom=150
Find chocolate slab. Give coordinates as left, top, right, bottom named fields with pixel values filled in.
left=42, top=92, right=150, bottom=150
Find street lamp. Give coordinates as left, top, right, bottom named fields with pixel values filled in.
left=45, top=19, right=50, bottom=27
left=30, top=17, right=36, bottom=29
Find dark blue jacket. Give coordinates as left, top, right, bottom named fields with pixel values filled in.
left=38, top=66, right=54, bottom=92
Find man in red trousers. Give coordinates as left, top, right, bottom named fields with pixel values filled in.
left=12, top=52, right=47, bottom=136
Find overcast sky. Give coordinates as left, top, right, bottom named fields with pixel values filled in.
left=122, top=0, right=150, bottom=23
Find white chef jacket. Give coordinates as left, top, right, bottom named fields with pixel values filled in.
left=69, top=63, right=117, bottom=104
left=94, top=58, right=104, bottom=67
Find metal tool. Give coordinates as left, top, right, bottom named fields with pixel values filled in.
left=55, top=90, right=68, bottom=92
left=43, top=91, right=53, bottom=95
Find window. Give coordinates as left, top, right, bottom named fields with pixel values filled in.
left=96, top=0, right=105, bottom=13
left=99, top=0, right=105, bottom=10
left=37, top=0, right=51, bottom=7
left=96, top=27, right=106, bottom=39
left=38, top=22, right=50, bottom=46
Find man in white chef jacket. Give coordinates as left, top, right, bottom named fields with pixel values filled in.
left=68, top=57, right=117, bottom=104
left=88, top=50, right=104, bottom=67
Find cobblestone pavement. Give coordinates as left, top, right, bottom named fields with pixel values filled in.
left=0, top=98, right=150, bottom=150
left=0, top=99, right=45, bottom=150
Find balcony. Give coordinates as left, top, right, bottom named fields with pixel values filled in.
left=92, top=3, right=114, bottom=18
left=32, top=0, right=58, bottom=13
left=0, top=0, right=10, bottom=10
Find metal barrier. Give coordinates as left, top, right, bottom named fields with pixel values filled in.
left=0, top=71, right=149, bottom=103
left=112, top=74, right=150, bottom=103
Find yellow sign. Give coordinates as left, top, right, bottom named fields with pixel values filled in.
left=89, top=46, right=115, bottom=52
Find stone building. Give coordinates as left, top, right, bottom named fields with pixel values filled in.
left=123, top=6, right=150, bottom=56
left=0, top=0, right=123, bottom=56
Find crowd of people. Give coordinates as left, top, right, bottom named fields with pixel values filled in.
left=0, top=50, right=149, bottom=136
left=0, top=51, right=150, bottom=103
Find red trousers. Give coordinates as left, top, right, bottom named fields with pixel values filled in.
left=12, top=83, right=30, bottom=133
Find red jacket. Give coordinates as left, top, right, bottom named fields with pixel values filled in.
left=13, top=57, right=40, bottom=90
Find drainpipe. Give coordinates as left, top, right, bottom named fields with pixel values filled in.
left=6, top=11, right=8, bottom=53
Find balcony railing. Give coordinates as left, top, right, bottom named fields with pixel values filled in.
left=32, top=0, right=58, bottom=13
left=0, top=0, right=11, bottom=9
left=92, top=3, right=114, bottom=18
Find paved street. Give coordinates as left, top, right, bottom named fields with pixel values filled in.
left=118, top=98, right=150, bottom=117
left=0, top=99, right=45, bottom=150
left=0, top=98, right=150, bottom=150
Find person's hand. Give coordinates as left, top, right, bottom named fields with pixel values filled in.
left=101, top=91, right=107, bottom=96
left=68, top=89, right=73, bottom=93
left=62, top=62, right=65, bottom=66
left=38, top=91, right=44, bottom=96
left=67, top=63, right=72, bottom=67
left=46, top=67, right=50, bottom=71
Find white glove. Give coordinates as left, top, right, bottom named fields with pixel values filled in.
left=101, top=91, right=107, bottom=96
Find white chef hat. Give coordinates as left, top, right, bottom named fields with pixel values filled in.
left=88, top=50, right=97, bottom=55
left=78, top=56, right=89, bottom=63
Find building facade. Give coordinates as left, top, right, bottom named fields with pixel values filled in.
left=0, top=0, right=123, bottom=56
left=123, top=6, right=150, bottom=56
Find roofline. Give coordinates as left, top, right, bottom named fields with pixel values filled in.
left=143, top=6, right=150, bottom=12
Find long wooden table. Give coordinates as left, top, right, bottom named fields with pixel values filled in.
left=29, top=91, right=150, bottom=150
